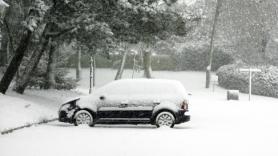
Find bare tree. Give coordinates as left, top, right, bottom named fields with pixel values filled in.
left=143, top=50, right=152, bottom=79
left=76, top=47, right=82, bottom=82
left=14, top=24, right=51, bottom=94
left=0, top=0, right=48, bottom=94
left=0, top=30, right=9, bottom=66
left=115, top=43, right=128, bottom=80
left=115, top=51, right=127, bottom=80
left=0, top=30, right=32, bottom=94
left=44, top=38, right=56, bottom=89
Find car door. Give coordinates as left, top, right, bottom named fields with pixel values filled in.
left=97, top=95, right=155, bottom=123
left=96, top=81, right=136, bottom=122
left=124, top=95, right=157, bottom=120
left=97, top=94, right=128, bottom=120
left=123, top=82, right=160, bottom=120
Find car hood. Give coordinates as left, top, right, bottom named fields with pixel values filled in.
left=62, top=97, right=81, bottom=105
left=75, top=95, right=99, bottom=110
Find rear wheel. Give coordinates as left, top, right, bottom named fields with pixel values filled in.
left=74, top=110, right=94, bottom=127
left=155, top=111, right=175, bottom=128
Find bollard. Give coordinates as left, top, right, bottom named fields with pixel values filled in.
left=227, top=90, right=239, bottom=100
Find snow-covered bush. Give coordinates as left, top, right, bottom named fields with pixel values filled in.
left=217, top=64, right=278, bottom=98
left=20, top=56, right=77, bottom=90
left=27, top=67, right=76, bottom=90
left=177, top=47, right=234, bottom=71
left=54, top=69, right=77, bottom=90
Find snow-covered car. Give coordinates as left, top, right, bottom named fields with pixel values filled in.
left=58, top=79, right=190, bottom=128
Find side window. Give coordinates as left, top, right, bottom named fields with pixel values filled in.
left=98, top=82, right=133, bottom=96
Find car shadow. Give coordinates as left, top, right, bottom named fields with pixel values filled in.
left=94, top=124, right=157, bottom=129
left=47, top=122, right=75, bottom=127
left=94, top=125, right=192, bottom=130
left=172, top=126, right=192, bottom=130
left=48, top=122, right=192, bottom=130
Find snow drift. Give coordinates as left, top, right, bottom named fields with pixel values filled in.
left=0, top=94, right=55, bottom=132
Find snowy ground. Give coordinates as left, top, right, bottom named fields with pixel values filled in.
left=1, top=69, right=278, bottom=156
left=0, top=90, right=82, bottom=131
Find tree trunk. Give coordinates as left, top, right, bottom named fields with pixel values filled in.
left=143, top=51, right=152, bottom=78
left=6, top=40, right=10, bottom=65
left=14, top=22, right=74, bottom=93
left=14, top=32, right=50, bottom=94
left=261, top=33, right=270, bottom=63
left=93, top=55, right=96, bottom=87
left=0, top=10, right=15, bottom=66
left=206, top=0, right=222, bottom=88
left=0, top=30, right=32, bottom=94
left=4, top=18, right=15, bottom=58
left=76, top=47, right=82, bottom=82
left=89, top=55, right=96, bottom=94
left=115, top=51, right=127, bottom=80
left=44, top=38, right=56, bottom=89
left=0, top=29, right=9, bottom=66
left=89, top=56, right=93, bottom=94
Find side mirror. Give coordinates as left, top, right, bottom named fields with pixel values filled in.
left=99, top=96, right=106, bottom=100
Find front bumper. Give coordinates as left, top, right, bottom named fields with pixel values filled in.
left=58, top=104, right=78, bottom=123
left=58, top=110, right=74, bottom=123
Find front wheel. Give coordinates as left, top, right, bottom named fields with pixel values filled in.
left=74, top=110, right=94, bottom=127
left=155, top=112, right=175, bottom=128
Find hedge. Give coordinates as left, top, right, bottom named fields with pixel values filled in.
left=66, top=47, right=234, bottom=71
left=66, top=54, right=177, bottom=71
left=217, top=64, right=278, bottom=98
left=177, top=47, right=234, bottom=71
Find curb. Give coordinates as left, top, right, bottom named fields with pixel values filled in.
left=1, top=118, right=58, bottom=135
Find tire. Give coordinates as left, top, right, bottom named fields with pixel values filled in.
left=74, top=110, right=94, bottom=127
left=155, top=111, right=175, bottom=128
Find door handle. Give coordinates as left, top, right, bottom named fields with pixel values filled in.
left=119, top=103, right=128, bottom=108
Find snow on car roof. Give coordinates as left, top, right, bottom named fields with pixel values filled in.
left=113, top=78, right=184, bottom=87
left=97, top=78, right=188, bottom=96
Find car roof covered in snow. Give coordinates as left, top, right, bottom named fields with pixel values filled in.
left=113, top=78, right=184, bottom=86
left=96, top=78, right=187, bottom=96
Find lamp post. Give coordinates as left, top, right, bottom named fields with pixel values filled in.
left=206, top=0, right=222, bottom=88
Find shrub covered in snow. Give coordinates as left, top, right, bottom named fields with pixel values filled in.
left=54, top=69, right=77, bottom=90
left=27, top=67, right=77, bottom=90
left=217, top=64, right=278, bottom=98
left=20, top=57, right=77, bottom=90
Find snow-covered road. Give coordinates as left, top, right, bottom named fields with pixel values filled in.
left=1, top=69, right=278, bottom=156
left=1, top=91, right=278, bottom=156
